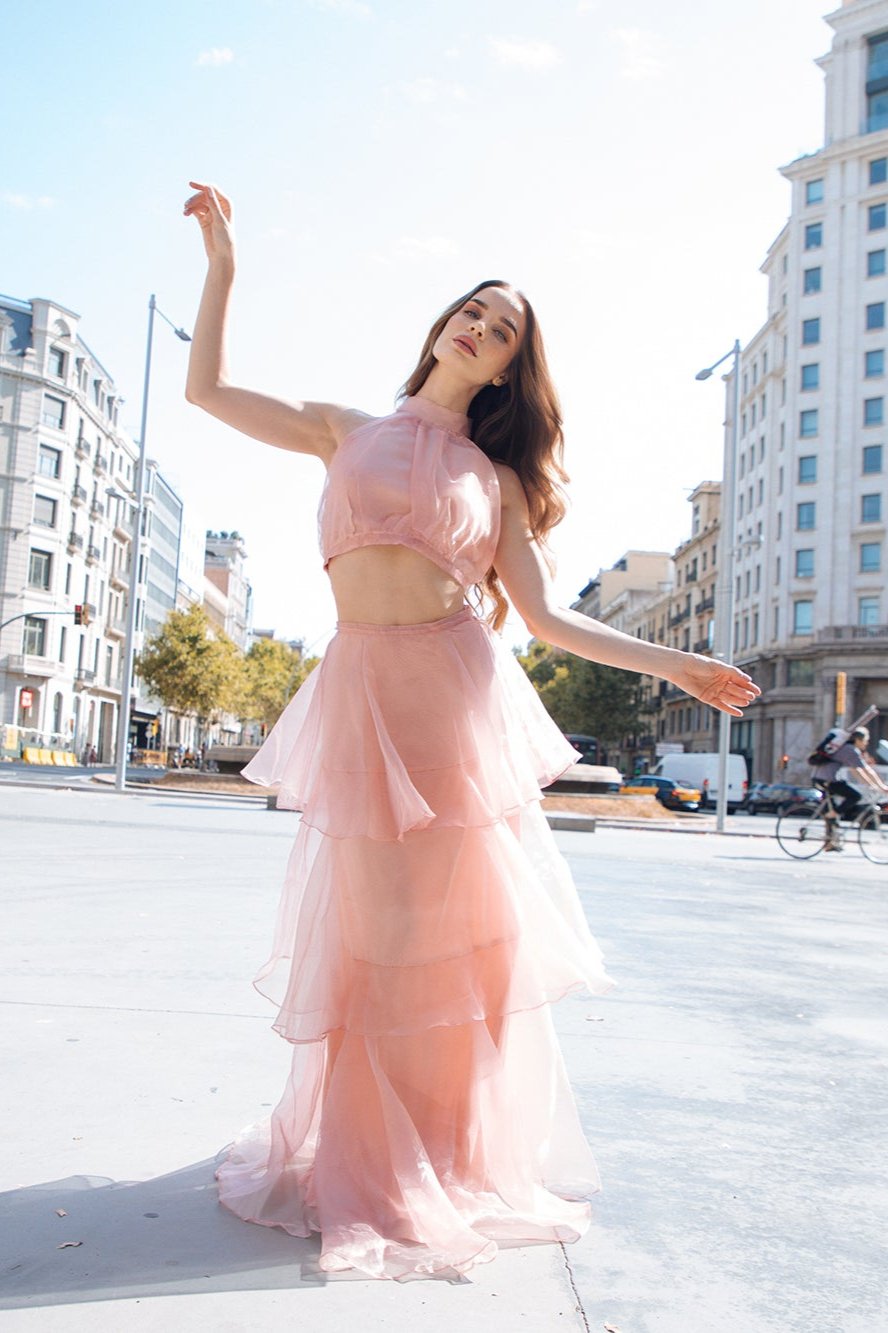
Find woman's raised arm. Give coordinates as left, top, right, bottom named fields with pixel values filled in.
left=183, top=181, right=367, bottom=462
left=492, top=463, right=761, bottom=718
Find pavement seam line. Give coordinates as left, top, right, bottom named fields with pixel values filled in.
left=559, top=1240, right=591, bottom=1333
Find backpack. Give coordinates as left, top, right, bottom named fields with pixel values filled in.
left=807, top=727, right=847, bottom=766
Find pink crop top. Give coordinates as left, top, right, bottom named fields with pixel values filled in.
left=318, top=395, right=501, bottom=590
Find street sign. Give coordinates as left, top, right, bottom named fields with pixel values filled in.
left=20, top=689, right=33, bottom=710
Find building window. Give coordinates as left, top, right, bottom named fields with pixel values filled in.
left=48, top=347, right=66, bottom=378
left=28, top=548, right=52, bottom=589
left=793, top=600, right=814, bottom=635
left=867, top=33, right=888, bottom=132
left=861, top=541, right=881, bottom=572
left=867, top=301, right=886, bottom=330
left=871, top=157, right=888, bottom=185
left=861, top=492, right=882, bottom=522
left=869, top=202, right=887, bottom=230
left=805, top=179, right=824, bottom=205
left=798, top=455, right=817, bottom=484
left=778, top=466, right=784, bottom=495
left=787, top=658, right=815, bottom=686
left=799, top=409, right=818, bottom=437
left=757, top=478, right=764, bottom=505
left=23, top=615, right=47, bottom=656
left=796, top=548, right=814, bottom=577
left=42, top=394, right=65, bottom=430
left=797, top=501, right=816, bottom=530
left=801, top=363, right=819, bottom=391
left=38, top=443, right=61, bottom=478
left=863, top=443, right=883, bottom=473
left=869, top=249, right=887, bottom=277
left=33, top=494, right=57, bottom=528
left=804, top=222, right=822, bottom=249
left=776, top=554, right=782, bottom=583
left=865, top=348, right=885, bottom=377
left=802, top=318, right=820, bottom=345
left=865, top=396, right=885, bottom=426
left=859, top=596, right=881, bottom=626
left=803, top=267, right=822, bottom=294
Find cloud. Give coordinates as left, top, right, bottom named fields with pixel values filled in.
left=612, top=28, right=665, bottom=80
left=308, top=0, right=372, bottom=17
left=2, top=192, right=56, bottom=210
left=196, top=47, right=234, bottom=67
left=396, top=235, right=459, bottom=260
left=399, top=77, right=468, bottom=105
left=576, top=1, right=600, bottom=11
left=489, top=36, right=561, bottom=70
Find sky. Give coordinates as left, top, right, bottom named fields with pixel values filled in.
left=1, top=0, right=836, bottom=653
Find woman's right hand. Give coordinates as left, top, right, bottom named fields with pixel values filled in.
left=183, top=180, right=235, bottom=268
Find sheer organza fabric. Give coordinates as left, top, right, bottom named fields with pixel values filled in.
left=216, top=606, right=616, bottom=1279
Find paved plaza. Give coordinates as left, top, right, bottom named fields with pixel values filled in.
left=0, top=784, right=886, bottom=1332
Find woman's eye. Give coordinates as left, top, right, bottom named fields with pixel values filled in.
left=465, top=307, right=480, bottom=318
left=494, top=328, right=507, bottom=342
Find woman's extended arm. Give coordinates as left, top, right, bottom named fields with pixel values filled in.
left=492, top=464, right=761, bottom=718
left=183, top=181, right=367, bottom=462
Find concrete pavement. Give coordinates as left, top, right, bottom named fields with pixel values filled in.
left=0, top=785, right=886, bottom=1331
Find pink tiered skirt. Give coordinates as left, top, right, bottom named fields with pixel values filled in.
left=216, top=604, right=616, bottom=1279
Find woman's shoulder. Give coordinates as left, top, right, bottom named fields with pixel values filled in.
left=490, top=460, right=528, bottom=509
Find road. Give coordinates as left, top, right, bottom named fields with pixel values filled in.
left=0, top=785, right=885, bottom=1331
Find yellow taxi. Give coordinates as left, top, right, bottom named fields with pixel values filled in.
left=618, top=774, right=703, bottom=811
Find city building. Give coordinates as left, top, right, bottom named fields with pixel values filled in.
left=0, top=293, right=138, bottom=761
left=204, top=530, right=252, bottom=651
left=723, top=0, right=888, bottom=780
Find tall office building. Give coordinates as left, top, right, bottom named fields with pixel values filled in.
left=727, top=0, right=888, bottom=779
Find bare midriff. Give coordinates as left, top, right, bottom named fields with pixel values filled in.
left=327, top=545, right=468, bottom=625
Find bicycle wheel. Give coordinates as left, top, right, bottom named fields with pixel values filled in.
left=859, top=809, right=888, bottom=864
left=776, top=804, right=831, bottom=859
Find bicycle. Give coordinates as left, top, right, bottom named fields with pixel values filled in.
left=775, top=783, right=888, bottom=863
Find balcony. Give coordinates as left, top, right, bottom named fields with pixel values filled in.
left=74, top=668, right=96, bottom=688
left=94, top=452, right=108, bottom=475
left=113, top=514, right=133, bottom=541
left=71, top=483, right=87, bottom=506
left=109, top=566, right=130, bottom=591
left=817, top=623, right=888, bottom=643
left=105, top=615, right=127, bottom=640
left=67, top=531, right=84, bottom=553
left=693, top=638, right=711, bottom=653
left=75, top=435, right=90, bottom=460
left=695, top=595, right=715, bottom=614
left=685, top=570, right=698, bottom=583
left=4, top=653, right=59, bottom=678
left=89, top=499, right=105, bottom=520
left=668, top=607, right=691, bottom=628
left=92, top=671, right=124, bottom=695
left=82, top=601, right=97, bottom=623
left=86, top=544, right=101, bottom=564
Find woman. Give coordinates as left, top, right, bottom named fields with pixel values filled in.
left=183, top=181, right=759, bottom=1280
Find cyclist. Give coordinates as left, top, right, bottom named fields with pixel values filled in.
left=812, top=726, right=888, bottom=850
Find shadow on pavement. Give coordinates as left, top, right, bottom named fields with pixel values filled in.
left=0, top=1155, right=331, bottom=1307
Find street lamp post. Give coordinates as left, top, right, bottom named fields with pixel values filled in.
left=113, top=295, right=190, bottom=793
left=696, top=340, right=742, bottom=833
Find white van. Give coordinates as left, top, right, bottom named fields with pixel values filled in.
left=653, top=752, right=749, bottom=812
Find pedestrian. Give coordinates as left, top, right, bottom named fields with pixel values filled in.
left=812, top=725, right=888, bottom=849
left=184, top=180, right=760, bottom=1279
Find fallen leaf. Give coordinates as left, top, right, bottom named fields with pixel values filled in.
left=54, top=1208, right=67, bottom=1217
left=604, top=1324, right=622, bottom=1332
left=57, top=1241, right=82, bottom=1249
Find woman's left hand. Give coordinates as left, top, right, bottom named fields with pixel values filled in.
left=667, top=655, right=761, bottom=717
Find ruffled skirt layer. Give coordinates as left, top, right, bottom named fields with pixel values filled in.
left=216, top=605, right=615, bottom=1279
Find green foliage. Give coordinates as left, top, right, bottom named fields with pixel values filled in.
left=136, top=603, right=243, bottom=719
left=239, top=637, right=319, bottom=728
left=517, top=640, right=643, bottom=745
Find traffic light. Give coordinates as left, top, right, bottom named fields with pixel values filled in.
left=74, top=604, right=90, bottom=626
left=779, top=754, right=789, bottom=771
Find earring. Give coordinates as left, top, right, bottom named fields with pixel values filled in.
left=492, top=376, right=506, bottom=387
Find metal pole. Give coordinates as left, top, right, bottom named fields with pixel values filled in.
left=714, top=340, right=741, bottom=832
left=114, top=295, right=155, bottom=791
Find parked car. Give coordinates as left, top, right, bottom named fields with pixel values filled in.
left=619, top=774, right=702, bottom=811
left=743, top=782, right=821, bottom=815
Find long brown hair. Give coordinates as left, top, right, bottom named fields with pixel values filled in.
left=399, top=279, right=569, bottom=632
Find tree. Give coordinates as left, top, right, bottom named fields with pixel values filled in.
left=516, top=640, right=643, bottom=749
left=238, top=637, right=319, bottom=730
left=136, top=603, right=244, bottom=722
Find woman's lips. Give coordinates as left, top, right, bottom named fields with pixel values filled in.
left=453, top=336, right=477, bottom=356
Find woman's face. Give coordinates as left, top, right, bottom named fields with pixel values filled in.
left=432, top=286, right=526, bottom=388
